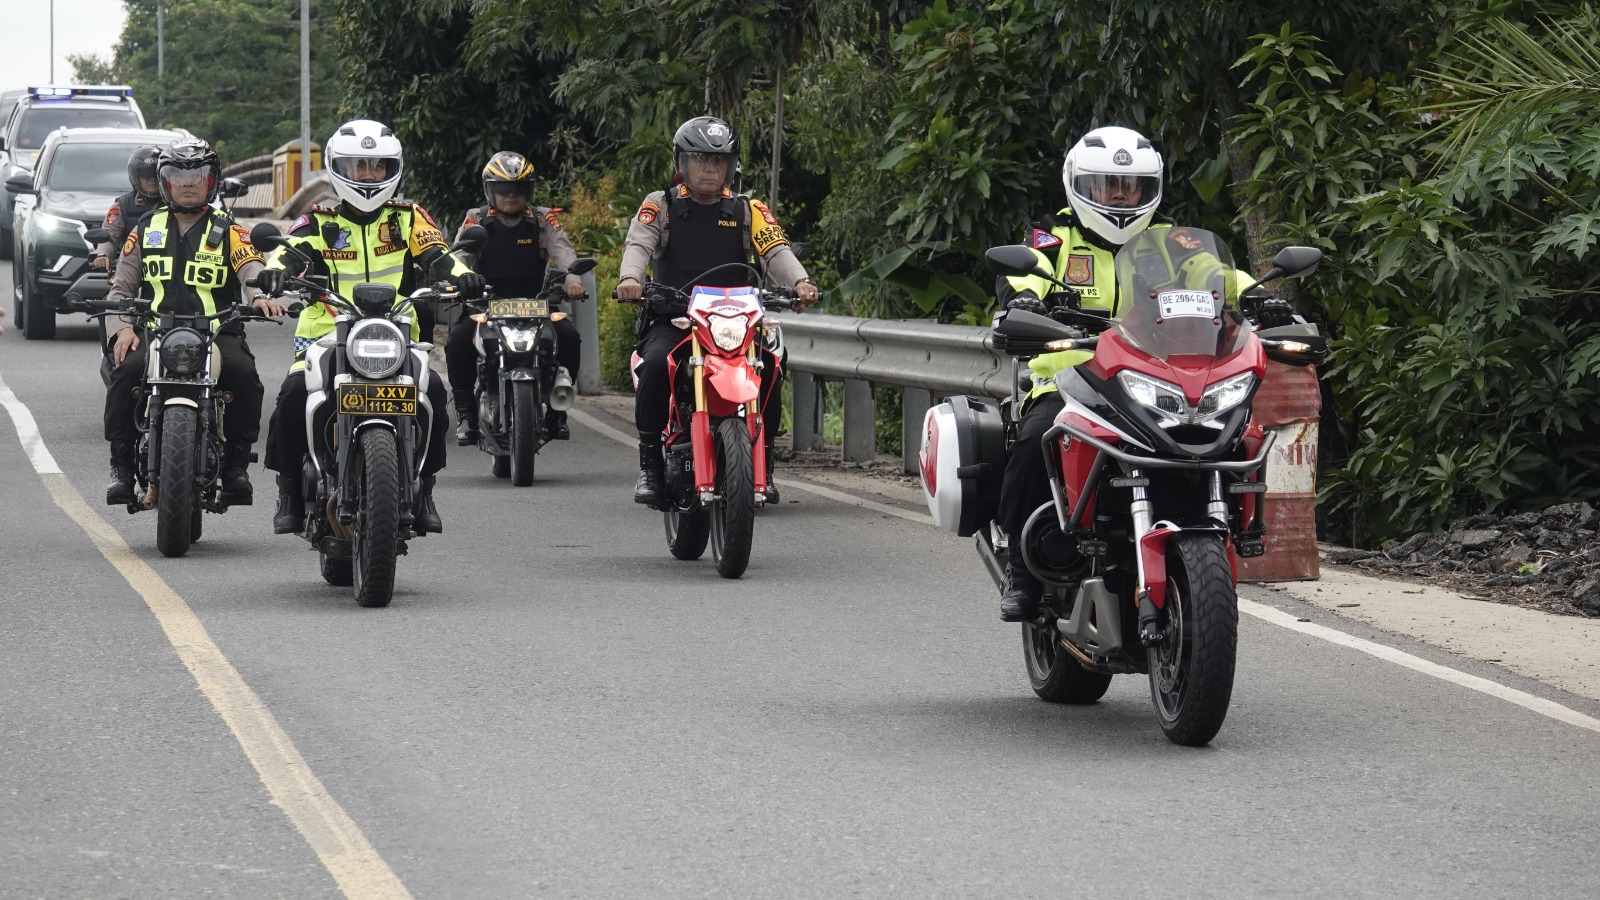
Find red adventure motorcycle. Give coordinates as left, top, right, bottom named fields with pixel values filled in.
left=920, top=227, right=1324, bottom=745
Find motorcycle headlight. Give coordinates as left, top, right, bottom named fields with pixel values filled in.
left=501, top=325, right=537, bottom=354
left=708, top=313, right=749, bottom=351
left=1199, top=372, right=1256, bottom=418
left=159, top=327, right=207, bottom=376
left=1118, top=371, right=1188, bottom=422
left=347, top=319, right=405, bottom=379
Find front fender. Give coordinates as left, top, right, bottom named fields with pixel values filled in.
left=703, top=354, right=760, bottom=405
left=503, top=368, right=538, bottom=382
left=163, top=397, right=200, bottom=409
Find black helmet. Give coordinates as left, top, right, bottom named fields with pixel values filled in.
left=481, top=150, right=534, bottom=209
left=127, top=145, right=162, bottom=193
left=156, top=138, right=221, bottom=214
left=673, top=116, right=737, bottom=186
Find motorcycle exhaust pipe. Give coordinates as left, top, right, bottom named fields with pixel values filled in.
left=548, top=367, right=575, bottom=412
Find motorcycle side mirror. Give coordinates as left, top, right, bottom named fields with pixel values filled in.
left=4, top=172, right=35, bottom=194
left=250, top=222, right=285, bottom=248
left=1242, top=246, right=1324, bottom=294
left=566, top=256, right=597, bottom=277
left=84, top=227, right=110, bottom=244
left=790, top=241, right=815, bottom=262
left=451, top=224, right=487, bottom=254
left=985, top=245, right=1052, bottom=280
left=219, top=177, right=249, bottom=199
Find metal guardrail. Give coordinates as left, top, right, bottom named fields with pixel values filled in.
left=770, top=312, right=1011, bottom=469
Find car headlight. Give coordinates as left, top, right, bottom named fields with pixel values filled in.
left=1198, top=372, right=1256, bottom=418
left=501, top=325, right=537, bottom=354
left=1118, top=371, right=1188, bottom=421
left=347, top=319, right=405, bottom=379
left=34, top=211, right=80, bottom=234
left=159, top=327, right=207, bottom=377
left=708, top=313, right=749, bottom=351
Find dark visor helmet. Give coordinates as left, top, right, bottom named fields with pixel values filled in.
left=156, top=138, right=221, bottom=214
left=673, top=116, right=738, bottom=189
left=481, top=151, right=534, bottom=209
left=127, top=145, right=162, bottom=193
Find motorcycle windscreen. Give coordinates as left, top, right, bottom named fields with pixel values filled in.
left=1112, top=228, right=1248, bottom=363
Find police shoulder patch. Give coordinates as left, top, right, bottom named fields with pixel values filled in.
left=637, top=200, right=661, bottom=226
left=751, top=199, right=778, bottom=226
left=1031, top=228, right=1063, bottom=250
left=106, top=205, right=122, bottom=226
left=414, top=206, right=440, bottom=229
left=289, top=213, right=313, bottom=234
left=544, top=208, right=563, bottom=230
left=122, top=231, right=137, bottom=256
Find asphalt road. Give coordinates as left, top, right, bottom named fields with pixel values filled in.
left=3, top=258, right=1600, bottom=899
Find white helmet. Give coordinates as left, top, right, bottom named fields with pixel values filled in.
left=1062, top=126, right=1163, bottom=246
left=326, top=119, right=403, bottom=213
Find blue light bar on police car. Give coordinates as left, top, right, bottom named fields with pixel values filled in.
left=28, top=85, right=134, bottom=99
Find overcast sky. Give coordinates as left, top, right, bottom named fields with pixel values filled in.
left=1, top=1, right=127, bottom=92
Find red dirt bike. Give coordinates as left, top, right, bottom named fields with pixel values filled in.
left=625, top=265, right=797, bottom=578
left=920, top=228, right=1324, bottom=745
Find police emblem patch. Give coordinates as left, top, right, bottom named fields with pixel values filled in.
left=1031, top=228, right=1062, bottom=250
left=544, top=209, right=563, bottom=230
left=637, top=201, right=660, bottom=225
left=289, top=214, right=312, bottom=233
left=752, top=200, right=778, bottom=226
left=707, top=123, right=728, bottom=138
left=1065, top=255, right=1093, bottom=285
left=145, top=230, right=165, bottom=247
left=1112, top=149, right=1133, bottom=165
left=360, top=136, right=377, bottom=149
left=332, top=229, right=352, bottom=250
left=106, top=206, right=121, bottom=226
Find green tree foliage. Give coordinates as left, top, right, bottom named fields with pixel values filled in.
left=103, top=0, right=342, bottom=163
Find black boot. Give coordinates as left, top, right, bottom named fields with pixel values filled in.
left=220, top=443, right=253, bottom=505
left=1000, top=558, right=1043, bottom=623
left=454, top=392, right=479, bottom=445
left=545, top=409, right=570, bottom=440
left=106, top=441, right=136, bottom=506
left=634, top=440, right=664, bottom=507
left=414, top=474, right=443, bottom=535
left=272, top=474, right=304, bottom=534
left=763, top=442, right=780, bottom=505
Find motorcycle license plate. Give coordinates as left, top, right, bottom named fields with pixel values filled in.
left=487, top=298, right=549, bottom=318
left=337, top=383, right=417, bottom=417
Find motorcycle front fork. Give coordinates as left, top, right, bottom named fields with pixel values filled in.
left=684, top=336, right=767, bottom=503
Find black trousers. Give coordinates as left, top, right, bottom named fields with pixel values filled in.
left=104, top=332, right=264, bottom=445
left=264, top=370, right=449, bottom=478
left=633, top=321, right=783, bottom=440
left=997, top=391, right=1065, bottom=542
left=444, top=315, right=580, bottom=400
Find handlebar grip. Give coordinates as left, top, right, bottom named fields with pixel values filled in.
left=285, top=302, right=307, bottom=317
left=86, top=297, right=128, bottom=312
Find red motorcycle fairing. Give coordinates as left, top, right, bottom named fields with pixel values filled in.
left=1085, top=329, right=1267, bottom=407
left=703, top=353, right=761, bottom=412
left=1055, top=410, right=1124, bottom=528
left=1138, top=522, right=1181, bottom=608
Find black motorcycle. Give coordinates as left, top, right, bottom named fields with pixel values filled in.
left=252, top=223, right=451, bottom=608
left=456, top=228, right=594, bottom=485
left=75, top=293, right=271, bottom=558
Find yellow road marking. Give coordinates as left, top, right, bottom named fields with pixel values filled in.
left=38, top=471, right=413, bottom=899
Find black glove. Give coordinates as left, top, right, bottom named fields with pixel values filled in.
left=1005, top=292, right=1048, bottom=317
left=1246, top=289, right=1295, bottom=329
left=256, top=268, right=287, bottom=297
left=456, top=271, right=487, bottom=299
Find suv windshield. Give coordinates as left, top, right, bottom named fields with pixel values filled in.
left=46, top=142, right=142, bottom=192
left=14, top=107, right=141, bottom=150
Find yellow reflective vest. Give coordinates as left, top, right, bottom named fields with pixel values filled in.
left=134, top=207, right=260, bottom=326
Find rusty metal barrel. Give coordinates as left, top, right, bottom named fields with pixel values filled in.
left=1239, top=360, right=1321, bottom=581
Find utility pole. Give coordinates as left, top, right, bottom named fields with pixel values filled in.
left=300, top=0, right=310, bottom=191
left=157, top=3, right=165, bottom=106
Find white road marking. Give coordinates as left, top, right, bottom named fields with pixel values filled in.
left=570, top=400, right=1600, bottom=736
left=0, top=373, right=62, bottom=473
left=0, top=370, right=412, bottom=899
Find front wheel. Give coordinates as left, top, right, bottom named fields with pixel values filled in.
left=1149, top=533, right=1239, bottom=746
left=20, top=272, right=55, bottom=340
left=155, top=406, right=197, bottom=558
left=509, top=379, right=539, bottom=486
left=1023, top=620, right=1113, bottom=704
left=352, top=427, right=402, bottom=608
left=710, top=417, right=756, bottom=579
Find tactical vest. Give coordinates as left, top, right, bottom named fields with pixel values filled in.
left=657, top=187, right=752, bottom=291
left=139, top=207, right=234, bottom=321
left=471, top=209, right=546, bottom=298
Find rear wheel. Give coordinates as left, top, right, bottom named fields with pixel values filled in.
left=1149, top=533, right=1239, bottom=746
left=1023, top=619, right=1113, bottom=704
left=21, top=272, right=55, bottom=340
left=510, top=380, right=539, bottom=486
left=352, top=428, right=402, bottom=608
left=710, top=417, right=756, bottom=579
left=155, top=407, right=197, bottom=558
